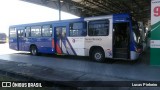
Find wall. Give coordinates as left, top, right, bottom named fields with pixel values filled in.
left=150, top=0, right=160, bottom=65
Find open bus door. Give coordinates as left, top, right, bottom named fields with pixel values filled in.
left=55, top=26, right=67, bottom=55
left=113, top=22, right=130, bottom=59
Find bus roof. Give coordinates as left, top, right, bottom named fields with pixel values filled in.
left=113, top=13, right=131, bottom=23
left=9, top=13, right=132, bottom=28
left=84, top=15, right=112, bottom=21
left=9, top=18, right=84, bottom=28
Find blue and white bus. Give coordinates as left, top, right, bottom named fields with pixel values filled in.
left=9, top=14, right=142, bottom=62
left=0, top=33, right=7, bottom=43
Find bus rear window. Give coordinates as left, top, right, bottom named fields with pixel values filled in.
left=9, top=28, right=17, bottom=38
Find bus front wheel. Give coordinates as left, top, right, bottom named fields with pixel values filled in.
left=30, top=46, right=38, bottom=56
left=92, top=48, right=105, bottom=62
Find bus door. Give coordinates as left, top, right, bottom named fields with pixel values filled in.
left=55, top=27, right=67, bottom=54
left=9, top=28, right=18, bottom=50
left=17, top=29, right=24, bottom=51
left=113, top=22, right=130, bottom=59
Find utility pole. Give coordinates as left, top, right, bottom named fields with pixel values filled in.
left=58, top=0, right=61, bottom=20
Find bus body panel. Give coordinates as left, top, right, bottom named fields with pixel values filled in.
left=39, top=37, right=53, bottom=53
left=84, top=15, right=113, bottom=58
left=9, top=14, right=141, bottom=61
left=27, top=37, right=53, bottom=54
left=130, top=51, right=139, bottom=60
left=9, top=38, right=18, bottom=50
left=66, top=37, right=85, bottom=56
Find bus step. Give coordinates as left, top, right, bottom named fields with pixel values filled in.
left=56, top=53, right=66, bottom=55
left=113, top=52, right=128, bottom=59
left=114, top=48, right=128, bottom=53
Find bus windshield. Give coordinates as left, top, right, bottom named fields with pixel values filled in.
left=0, top=33, right=6, bottom=38
left=0, top=33, right=7, bottom=43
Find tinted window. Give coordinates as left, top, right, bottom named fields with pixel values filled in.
left=69, top=22, right=87, bottom=37
left=31, top=26, right=41, bottom=37
left=9, top=28, right=17, bottom=38
left=42, top=25, right=52, bottom=37
left=18, top=29, right=24, bottom=37
left=88, top=19, right=109, bottom=36
left=56, top=27, right=66, bottom=40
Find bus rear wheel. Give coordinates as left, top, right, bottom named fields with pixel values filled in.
left=30, top=46, right=38, bottom=56
left=92, top=48, right=105, bottom=62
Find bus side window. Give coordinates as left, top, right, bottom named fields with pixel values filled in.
left=25, top=27, right=31, bottom=37
left=9, top=28, right=17, bottom=38
left=31, top=26, right=41, bottom=37
left=69, top=22, right=87, bottom=37
left=88, top=19, right=109, bottom=36
left=42, top=25, right=52, bottom=37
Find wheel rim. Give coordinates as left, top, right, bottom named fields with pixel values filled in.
left=32, top=48, right=37, bottom=55
left=94, top=52, right=102, bottom=60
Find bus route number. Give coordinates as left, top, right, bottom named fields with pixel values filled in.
left=154, top=6, right=160, bottom=17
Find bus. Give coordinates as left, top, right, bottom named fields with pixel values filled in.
left=9, top=13, right=142, bottom=62
left=0, top=33, right=7, bottom=43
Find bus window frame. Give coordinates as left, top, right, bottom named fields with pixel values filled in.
left=88, top=19, right=110, bottom=36
left=30, top=26, right=42, bottom=37
left=25, top=27, right=31, bottom=37
left=69, top=21, right=87, bottom=37
left=9, top=27, right=17, bottom=38
left=42, top=25, right=52, bottom=37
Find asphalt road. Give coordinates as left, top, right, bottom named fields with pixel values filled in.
left=0, top=43, right=160, bottom=81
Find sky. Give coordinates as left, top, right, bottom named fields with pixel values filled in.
left=0, top=0, right=79, bottom=34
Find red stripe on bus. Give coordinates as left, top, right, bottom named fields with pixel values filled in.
left=52, top=39, right=54, bottom=48
left=56, top=44, right=62, bottom=54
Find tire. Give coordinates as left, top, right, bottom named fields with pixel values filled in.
left=92, top=48, right=105, bottom=62
left=30, top=46, right=38, bottom=56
